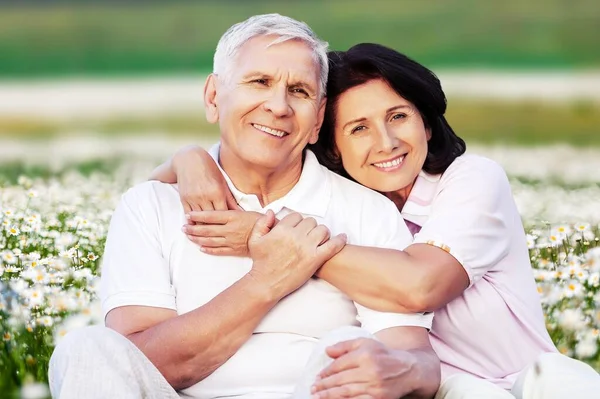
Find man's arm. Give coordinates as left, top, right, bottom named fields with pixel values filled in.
left=105, top=211, right=346, bottom=390
left=106, top=274, right=279, bottom=390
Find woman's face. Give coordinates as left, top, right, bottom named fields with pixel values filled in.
left=334, top=79, right=430, bottom=197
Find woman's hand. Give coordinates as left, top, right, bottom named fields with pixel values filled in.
left=183, top=210, right=262, bottom=256
left=171, top=145, right=239, bottom=212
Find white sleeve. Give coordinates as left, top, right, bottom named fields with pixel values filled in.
left=355, top=196, right=433, bottom=333
left=100, top=183, right=176, bottom=319
left=413, top=157, right=513, bottom=286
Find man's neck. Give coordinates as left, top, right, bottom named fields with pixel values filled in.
left=219, top=147, right=303, bottom=207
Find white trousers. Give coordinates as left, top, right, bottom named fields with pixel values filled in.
left=49, top=325, right=600, bottom=399
left=435, top=352, right=600, bottom=399
left=48, top=325, right=370, bottom=399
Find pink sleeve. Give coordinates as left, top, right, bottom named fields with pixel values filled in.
left=413, top=157, right=514, bottom=285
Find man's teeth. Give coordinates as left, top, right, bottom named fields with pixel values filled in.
left=374, top=157, right=404, bottom=168
left=253, top=124, right=287, bottom=137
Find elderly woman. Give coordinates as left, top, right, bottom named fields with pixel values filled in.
left=151, top=43, right=600, bottom=398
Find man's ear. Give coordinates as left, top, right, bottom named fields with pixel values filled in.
left=308, top=96, right=327, bottom=145
left=426, top=127, right=432, bottom=141
left=204, top=74, right=219, bottom=124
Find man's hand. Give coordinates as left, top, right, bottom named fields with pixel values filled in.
left=182, top=210, right=262, bottom=256
left=311, top=338, right=422, bottom=399
left=247, top=211, right=347, bottom=300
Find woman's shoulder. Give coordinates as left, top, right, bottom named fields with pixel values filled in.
left=441, top=153, right=508, bottom=183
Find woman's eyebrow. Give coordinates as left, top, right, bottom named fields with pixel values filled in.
left=342, top=104, right=413, bottom=130
left=343, top=117, right=367, bottom=130
left=386, top=104, right=413, bottom=113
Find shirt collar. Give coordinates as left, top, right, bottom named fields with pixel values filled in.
left=401, top=169, right=441, bottom=225
left=208, top=143, right=331, bottom=217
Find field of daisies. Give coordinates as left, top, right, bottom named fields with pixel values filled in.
left=1, top=135, right=599, bottom=398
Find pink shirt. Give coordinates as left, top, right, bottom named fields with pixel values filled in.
left=402, top=154, right=557, bottom=389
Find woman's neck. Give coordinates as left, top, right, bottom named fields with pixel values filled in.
left=384, top=184, right=414, bottom=212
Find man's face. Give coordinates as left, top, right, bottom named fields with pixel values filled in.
left=206, top=35, right=325, bottom=174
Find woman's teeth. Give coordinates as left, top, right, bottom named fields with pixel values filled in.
left=373, top=156, right=404, bottom=168
left=253, top=123, right=287, bottom=137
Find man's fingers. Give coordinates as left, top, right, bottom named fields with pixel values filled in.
left=182, top=201, right=193, bottom=215
left=324, top=338, right=363, bottom=360
left=212, top=199, right=228, bottom=212
left=309, top=225, right=331, bottom=246
left=186, top=211, right=231, bottom=225
left=318, top=350, right=362, bottom=380
left=278, top=212, right=304, bottom=228
left=249, top=210, right=276, bottom=240
left=198, top=200, right=215, bottom=212
left=296, top=217, right=318, bottom=236
left=312, top=368, right=370, bottom=393
left=186, top=235, right=226, bottom=248
left=226, top=191, right=241, bottom=210
left=316, top=233, right=347, bottom=261
left=310, top=383, right=368, bottom=399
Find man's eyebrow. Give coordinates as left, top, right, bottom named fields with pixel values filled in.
left=241, top=72, right=271, bottom=80
left=342, top=104, right=413, bottom=130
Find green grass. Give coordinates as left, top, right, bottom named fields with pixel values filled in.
left=0, top=0, right=599, bottom=77
left=1, top=100, right=598, bottom=147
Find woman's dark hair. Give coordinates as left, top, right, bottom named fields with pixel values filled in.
left=309, top=43, right=466, bottom=179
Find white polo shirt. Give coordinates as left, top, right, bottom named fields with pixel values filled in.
left=401, top=154, right=557, bottom=389
left=100, top=145, right=432, bottom=399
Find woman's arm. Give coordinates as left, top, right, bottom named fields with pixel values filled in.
left=149, top=145, right=239, bottom=212
left=317, top=244, right=469, bottom=314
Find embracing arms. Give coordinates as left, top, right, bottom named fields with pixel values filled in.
left=103, top=200, right=346, bottom=389
left=151, top=145, right=470, bottom=314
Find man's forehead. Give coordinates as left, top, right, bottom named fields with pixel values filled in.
left=234, top=36, right=319, bottom=83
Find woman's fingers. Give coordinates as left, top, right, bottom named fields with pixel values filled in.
left=186, top=235, right=227, bottom=248
left=186, top=211, right=232, bottom=225
left=183, top=223, right=225, bottom=238
left=199, top=247, right=237, bottom=256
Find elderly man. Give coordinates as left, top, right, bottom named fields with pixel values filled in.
left=49, top=14, right=440, bottom=399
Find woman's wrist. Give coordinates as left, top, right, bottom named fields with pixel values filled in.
left=172, top=145, right=207, bottom=176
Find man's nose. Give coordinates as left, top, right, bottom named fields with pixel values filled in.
left=263, top=87, right=292, bottom=117
left=376, top=127, right=400, bottom=153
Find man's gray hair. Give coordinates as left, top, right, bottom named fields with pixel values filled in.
left=213, top=13, right=329, bottom=97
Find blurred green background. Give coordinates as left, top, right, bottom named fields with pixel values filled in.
left=0, top=0, right=598, bottom=146
left=1, top=0, right=599, bottom=76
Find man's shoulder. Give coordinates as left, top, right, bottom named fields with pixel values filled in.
left=323, top=167, right=395, bottom=207
left=120, top=180, right=181, bottom=213
left=320, top=167, right=400, bottom=221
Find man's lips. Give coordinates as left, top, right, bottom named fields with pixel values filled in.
left=252, top=123, right=289, bottom=138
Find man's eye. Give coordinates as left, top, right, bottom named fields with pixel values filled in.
left=253, top=79, right=268, bottom=85
left=291, top=88, right=308, bottom=96
left=351, top=125, right=366, bottom=134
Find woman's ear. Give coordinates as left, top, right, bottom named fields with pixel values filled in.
left=426, top=127, right=432, bottom=141
left=204, top=74, right=219, bottom=124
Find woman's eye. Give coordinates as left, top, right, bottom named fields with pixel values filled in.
left=391, top=113, right=406, bottom=121
left=351, top=125, right=366, bottom=134
left=253, top=79, right=268, bottom=85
